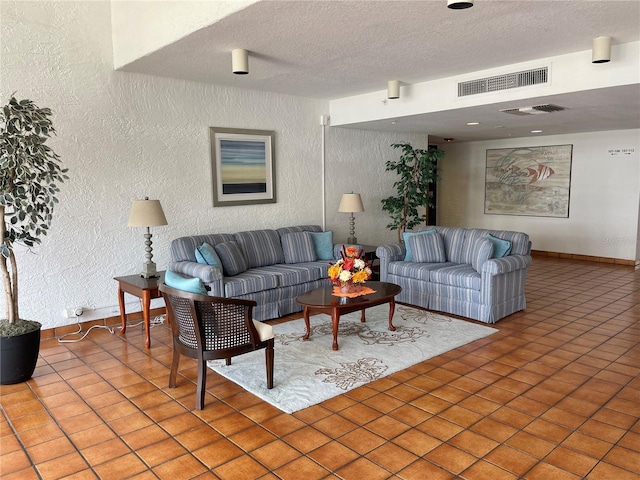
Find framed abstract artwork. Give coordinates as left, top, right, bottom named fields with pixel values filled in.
left=209, top=127, right=276, bottom=207
left=485, top=144, right=573, bottom=217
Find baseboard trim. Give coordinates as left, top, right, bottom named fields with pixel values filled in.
left=41, top=307, right=167, bottom=340
left=531, top=250, right=636, bottom=266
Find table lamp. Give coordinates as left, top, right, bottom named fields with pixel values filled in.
left=338, top=193, right=364, bottom=244
left=127, top=197, right=168, bottom=278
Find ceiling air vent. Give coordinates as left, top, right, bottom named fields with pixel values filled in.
left=458, top=67, right=548, bottom=97
left=500, top=104, right=566, bottom=116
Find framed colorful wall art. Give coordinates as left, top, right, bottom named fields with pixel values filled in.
left=210, top=127, right=276, bottom=207
left=485, top=144, right=573, bottom=217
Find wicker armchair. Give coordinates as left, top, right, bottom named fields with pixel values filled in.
left=159, top=284, right=274, bottom=410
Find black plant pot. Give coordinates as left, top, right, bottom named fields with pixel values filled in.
left=0, top=327, right=41, bottom=384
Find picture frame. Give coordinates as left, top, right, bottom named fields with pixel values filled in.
left=209, top=127, right=276, bottom=207
left=485, top=144, right=573, bottom=217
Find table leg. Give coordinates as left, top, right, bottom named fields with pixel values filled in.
left=331, top=309, right=340, bottom=351
left=118, top=285, right=127, bottom=335
left=142, top=290, right=151, bottom=349
left=360, top=309, right=366, bottom=323
left=388, top=298, right=397, bottom=332
left=302, top=307, right=311, bottom=341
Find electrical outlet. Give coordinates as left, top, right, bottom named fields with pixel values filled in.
left=64, top=307, right=83, bottom=318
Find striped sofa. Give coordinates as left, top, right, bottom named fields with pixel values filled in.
left=376, top=226, right=531, bottom=324
left=169, top=225, right=340, bottom=321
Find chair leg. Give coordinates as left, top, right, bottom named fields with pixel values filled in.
left=196, top=357, right=207, bottom=410
left=265, top=339, right=274, bottom=389
left=169, top=344, right=180, bottom=388
left=225, top=357, right=231, bottom=366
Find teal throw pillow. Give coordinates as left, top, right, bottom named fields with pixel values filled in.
left=164, top=269, right=207, bottom=295
left=309, top=231, right=334, bottom=260
left=195, top=242, right=222, bottom=269
left=402, top=229, right=437, bottom=261
left=486, top=234, right=512, bottom=258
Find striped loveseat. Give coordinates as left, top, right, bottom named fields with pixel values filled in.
left=376, top=226, right=531, bottom=324
left=169, top=225, right=342, bottom=321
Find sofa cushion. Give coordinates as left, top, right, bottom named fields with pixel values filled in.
left=410, top=232, right=446, bottom=263
left=309, top=231, right=334, bottom=260
left=223, top=269, right=280, bottom=297
left=164, top=269, right=207, bottom=295
left=471, top=238, right=495, bottom=272
left=234, top=229, right=285, bottom=268
left=214, top=241, right=249, bottom=276
left=223, top=263, right=328, bottom=297
left=430, top=264, right=481, bottom=290
left=432, top=227, right=467, bottom=263
left=195, top=242, right=222, bottom=269
left=402, top=229, right=436, bottom=261
left=485, top=234, right=512, bottom=258
left=171, top=233, right=236, bottom=263
left=388, top=261, right=454, bottom=281
left=281, top=232, right=317, bottom=264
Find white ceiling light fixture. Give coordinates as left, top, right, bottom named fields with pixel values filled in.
left=387, top=80, right=400, bottom=99
left=447, top=0, right=473, bottom=9
left=592, top=36, right=612, bottom=64
left=232, top=48, right=249, bottom=74
left=466, top=122, right=480, bottom=126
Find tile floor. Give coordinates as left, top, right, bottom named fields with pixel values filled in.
left=1, top=256, right=639, bottom=479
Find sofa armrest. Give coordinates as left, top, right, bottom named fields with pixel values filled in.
left=482, top=255, right=532, bottom=275
left=168, top=261, right=225, bottom=296
left=376, top=244, right=406, bottom=281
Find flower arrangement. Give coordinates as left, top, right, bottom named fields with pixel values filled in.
left=328, top=245, right=372, bottom=288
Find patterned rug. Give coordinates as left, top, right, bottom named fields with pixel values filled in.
left=208, top=305, right=497, bottom=413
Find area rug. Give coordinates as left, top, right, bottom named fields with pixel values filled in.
left=208, top=305, right=497, bottom=413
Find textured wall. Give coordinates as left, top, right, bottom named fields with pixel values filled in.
left=0, top=1, right=424, bottom=329
left=438, top=130, right=640, bottom=261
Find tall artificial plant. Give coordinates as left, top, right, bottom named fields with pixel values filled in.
left=0, top=96, right=67, bottom=327
left=381, top=143, right=444, bottom=243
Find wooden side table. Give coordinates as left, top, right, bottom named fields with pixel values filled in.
left=114, top=272, right=165, bottom=349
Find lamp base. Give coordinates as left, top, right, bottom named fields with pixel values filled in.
left=346, top=236, right=358, bottom=245
left=141, top=262, right=158, bottom=279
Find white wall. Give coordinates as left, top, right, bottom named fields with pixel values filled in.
left=0, top=1, right=423, bottom=329
left=111, top=0, right=257, bottom=68
left=438, top=130, right=640, bottom=261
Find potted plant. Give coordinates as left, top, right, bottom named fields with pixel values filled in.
left=381, top=143, right=444, bottom=243
left=0, top=96, right=67, bottom=384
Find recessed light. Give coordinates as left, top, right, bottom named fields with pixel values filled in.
left=443, top=138, right=455, bottom=142
left=466, top=122, right=480, bottom=126
left=494, top=125, right=504, bottom=129
left=531, top=130, right=543, bottom=133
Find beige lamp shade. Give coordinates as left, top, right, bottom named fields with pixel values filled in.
left=387, top=80, right=400, bottom=99
left=338, top=193, right=365, bottom=213
left=128, top=199, right=168, bottom=227
left=592, top=36, right=612, bottom=63
left=232, top=48, right=249, bottom=74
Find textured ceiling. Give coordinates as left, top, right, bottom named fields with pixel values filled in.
left=119, top=0, right=640, bottom=141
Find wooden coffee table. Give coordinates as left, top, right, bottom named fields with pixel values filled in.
left=296, top=281, right=402, bottom=351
